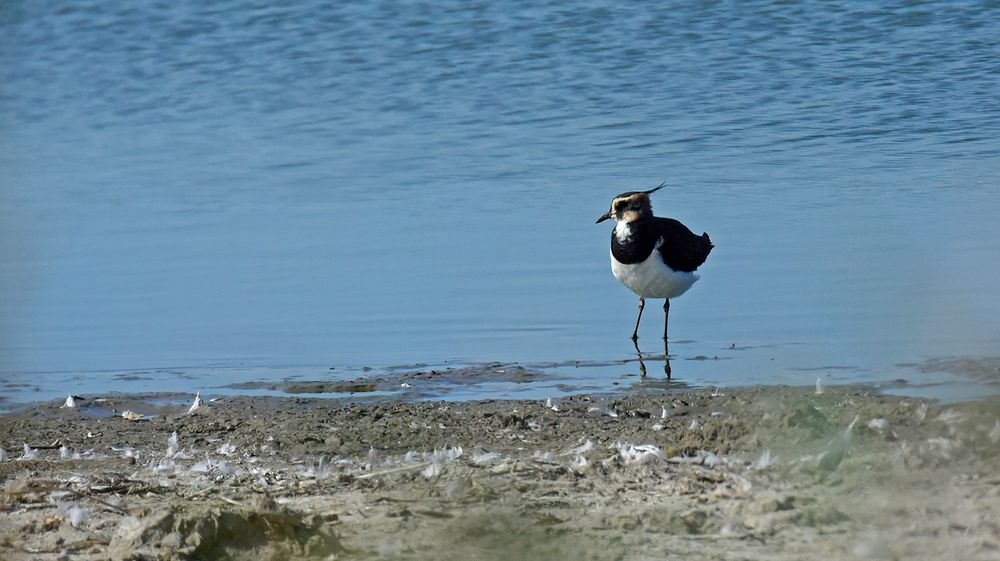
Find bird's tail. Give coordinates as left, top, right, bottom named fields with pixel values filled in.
left=701, top=232, right=714, bottom=255
left=688, top=232, right=714, bottom=269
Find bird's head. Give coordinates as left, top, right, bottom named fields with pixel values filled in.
left=596, top=182, right=664, bottom=224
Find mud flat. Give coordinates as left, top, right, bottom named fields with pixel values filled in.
left=1, top=385, right=999, bottom=560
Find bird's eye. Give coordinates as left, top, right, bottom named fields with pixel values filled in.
left=627, top=200, right=643, bottom=210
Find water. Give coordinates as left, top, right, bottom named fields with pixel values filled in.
left=2, top=0, right=999, bottom=406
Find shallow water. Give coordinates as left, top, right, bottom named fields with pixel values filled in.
left=2, top=0, right=999, bottom=405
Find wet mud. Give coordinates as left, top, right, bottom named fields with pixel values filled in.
left=220, top=362, right=548, bottom=398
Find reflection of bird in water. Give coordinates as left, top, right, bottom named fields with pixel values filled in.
left=632, top=338, right=670, bottom=378
left=597, top=183, right=713, bottom=376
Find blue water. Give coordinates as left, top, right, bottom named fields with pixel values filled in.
left=2, top=0, right=999, bottom=405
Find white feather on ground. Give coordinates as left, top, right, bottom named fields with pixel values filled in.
left=754, top=449, right=775, bottom=470
left=57, top=503, right=90, bottom=528
left=867, top=418, right=889, bottom=431
left=187, top=391, right=203, bottom=415
left=121, top=410, right=145, bottom=421
left=166, top=432, right=180, bottom=457
left=616, top=442, right=666, bottom=465
left=563, top=439, right=593, bottom=456
left=702, top=451, right=724, bottom=467
left=819, top=415, right=859, bottom=471
left=471, top=451, right=502, bottom=465
left=420, top=446, right=463, bottom=478
left=20, top=443, right=39, bottom=460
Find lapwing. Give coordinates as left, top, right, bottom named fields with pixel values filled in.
left=597, top=183, right=713, bottom=344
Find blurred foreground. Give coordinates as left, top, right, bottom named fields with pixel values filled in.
left=1, top=385, right=998, bottom=560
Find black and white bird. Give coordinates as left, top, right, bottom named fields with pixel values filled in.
left=597, top=183, right=713, bottom=343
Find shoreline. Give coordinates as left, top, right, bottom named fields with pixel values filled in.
left=4, top=355, right=999, bottom=413
left=2, top=385, right=999, bottom=560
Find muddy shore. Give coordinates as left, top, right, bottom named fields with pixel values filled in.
left=1, top=384, right=999, bottom=560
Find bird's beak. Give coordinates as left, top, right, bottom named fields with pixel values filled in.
left=596, top=211, right=612, bottom=224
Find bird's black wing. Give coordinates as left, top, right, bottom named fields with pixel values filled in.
left=647, top=217, right=714, bottom=272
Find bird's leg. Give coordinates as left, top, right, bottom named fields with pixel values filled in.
left=632, top=337, right=647, bottom=378
left=631, top=297, right=645, bottom=341
left=663, top=335, right=671, bottom=379
left=662, top=299, right=672, bottom=377
left=662, top=299, right=670, bottom=341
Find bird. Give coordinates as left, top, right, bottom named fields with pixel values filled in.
left=596, top=183, right=713, bottom=345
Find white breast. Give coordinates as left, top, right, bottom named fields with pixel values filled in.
left=610, top=243, right=699, bottom=299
